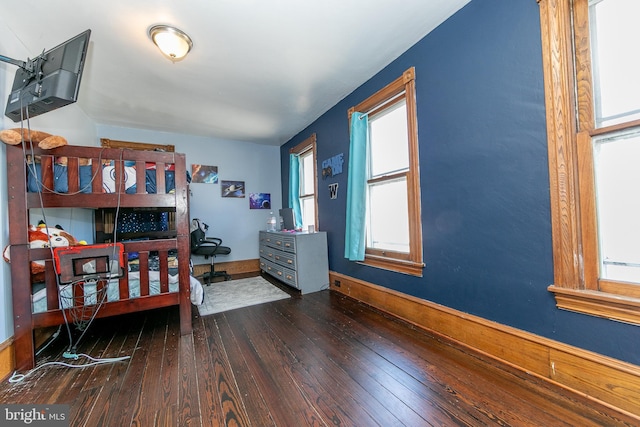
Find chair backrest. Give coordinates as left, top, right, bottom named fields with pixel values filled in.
left=190, top=218, right=207, bottom=252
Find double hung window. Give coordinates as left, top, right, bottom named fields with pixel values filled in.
left=539, top=0, right=640, bottom=323
left=290, top=134, right=318, bottom=230
left=348, top=67, right=423, bottom=276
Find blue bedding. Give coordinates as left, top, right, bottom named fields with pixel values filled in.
left=26, top=163, right=176, bottom=194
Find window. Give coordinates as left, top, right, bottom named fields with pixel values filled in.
left=348, top=67, right=423, bottom=276
left=539, top=0, right=640, bottom=324
left=290, top=134, right=318, bottom=230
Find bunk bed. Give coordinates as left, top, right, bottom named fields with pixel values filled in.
left=5, top=142, right=195, bottom=371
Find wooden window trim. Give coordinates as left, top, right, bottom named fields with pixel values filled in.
left=539, top=0, right=640, bottom=324
left=290, top=133, right=319, bottom=230
left=348, top=67, right=424, bottom=276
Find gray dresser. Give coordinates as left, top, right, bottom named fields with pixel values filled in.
left=259, top=230, right=329, bottom=294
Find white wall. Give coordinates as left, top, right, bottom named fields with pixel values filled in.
left=95, top=125, right=282, bottom=265
left=1, top=12, right=20, bottom=348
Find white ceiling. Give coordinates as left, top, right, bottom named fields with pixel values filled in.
left=3, top=0, right=470, bottom=146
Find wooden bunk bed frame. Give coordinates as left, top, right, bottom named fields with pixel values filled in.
left=6, top=142, right=192, bottom=371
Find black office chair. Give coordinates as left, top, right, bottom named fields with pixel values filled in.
left=190, top=218, right=231, bottom=283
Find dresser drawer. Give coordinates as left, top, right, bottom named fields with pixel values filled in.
left=259, top=244, right=276, bottom=262
left=269, top=235, right=295, bottom=253
left=273, top=251, right=295, bottom=270
left=260, top=258, right=280, bottom=277
left=261, top=232, right=274, bottom=246
left=280, top=266, right=297, bottom=288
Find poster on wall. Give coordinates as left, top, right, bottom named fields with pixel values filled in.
left=249, top=193, right=271, bottom=209
left=221, top=180, right=245, bottom=198
left=191, top=164, right=218, bottom=184
left=321, top=153, right=344, bottom=179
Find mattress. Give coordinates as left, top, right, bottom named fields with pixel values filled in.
left=31, top=271, right=203, bottom=314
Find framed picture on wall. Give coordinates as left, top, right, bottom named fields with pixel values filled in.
left=249, top=193, right=271, bottom=209
left=191, top=164, right=218, bottom=184
left=221, top=180, right=245, bottom=198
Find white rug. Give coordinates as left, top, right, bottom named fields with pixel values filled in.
left=197, top=276, right=290, bottom=316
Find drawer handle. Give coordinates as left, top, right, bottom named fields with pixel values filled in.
left=267, top=266, right=272, bottom=271
left=285, top=243, right=291, bottom=248
left=277, top=271, right=283, bottom=276
left=275, top=256, right=280, bottom=260
left=276, top=240, right=282, bottom=245
left=268, top=253, right=273, bottom=257
left=287, top=260, right=292, bottom=264
left=286, top=274, right=293, bottom=280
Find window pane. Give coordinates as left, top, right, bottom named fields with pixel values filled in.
left=590, top=0, right=640, bottom=127
left=367, top=177, right=409, bottom=252
left=593, top=128, right=640, bottom=283
left=301, top=196, right=315, bottom=230
left=300, top=152, right=315, bottom=195
left=369, top=100, right=409, bottom=177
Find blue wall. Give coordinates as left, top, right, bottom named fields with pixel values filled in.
left=281, top=0, right=640, bottom=365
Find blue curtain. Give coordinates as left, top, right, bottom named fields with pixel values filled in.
left=344, top=112, right=368, bottom=261
left=289, top=153, right=303, bottom=228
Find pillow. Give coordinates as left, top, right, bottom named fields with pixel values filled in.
left=102, top=165, right=137, bottom=193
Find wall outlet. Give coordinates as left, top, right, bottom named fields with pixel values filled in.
left=334, top=280, right=341, bottom=287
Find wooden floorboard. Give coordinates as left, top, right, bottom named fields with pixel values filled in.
left=191, top=315, right=223, bottom=426
left=262, top=300, right=416, bottom=426
left=274, top=294, right=458, bottom=426
left=0, top=274, right=638, bottom=427
left=131, top=308, right=171, bottom=427
left=156, top=305, right=181, bottom=427
left=211, top=314, right=270, bottom=426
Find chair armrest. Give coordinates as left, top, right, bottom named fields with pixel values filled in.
left=204, top=237, right=223, bottom=246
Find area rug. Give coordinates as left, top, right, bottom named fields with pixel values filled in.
left=197, top=276, right=290, bottom=316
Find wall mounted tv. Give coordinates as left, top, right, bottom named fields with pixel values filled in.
left=2, top=29, right=91, bottom=122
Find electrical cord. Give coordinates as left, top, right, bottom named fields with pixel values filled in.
left=59, top=277, right=112, bottom=354
left=10, top=117, right=132, bottom=384
left=35, top=325, right=62, bottom=357
left=7, top=353, right=130, bottom=384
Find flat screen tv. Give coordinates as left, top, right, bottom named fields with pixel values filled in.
left=4, top=29, right=91, bottom=122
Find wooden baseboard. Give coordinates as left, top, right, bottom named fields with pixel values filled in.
left=0, top=338, right=14, bottom=382
left=193, top=259, right=260, bottom=278
left=329, top=271, right=640, bottom=418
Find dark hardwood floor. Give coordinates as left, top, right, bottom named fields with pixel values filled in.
left=0, top=274, right=637, bottom=426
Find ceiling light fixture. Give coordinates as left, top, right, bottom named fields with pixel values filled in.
left=148, top=25, right=193, bottom=62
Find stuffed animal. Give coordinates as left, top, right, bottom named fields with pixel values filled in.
left=2, top=222, right=85, bottom=283
left=0, top=128, right=67, bottom=149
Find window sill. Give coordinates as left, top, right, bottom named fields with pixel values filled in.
left=548, top=285, right=640, bottom=325
left=361, top=255, right=424, bottom=277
